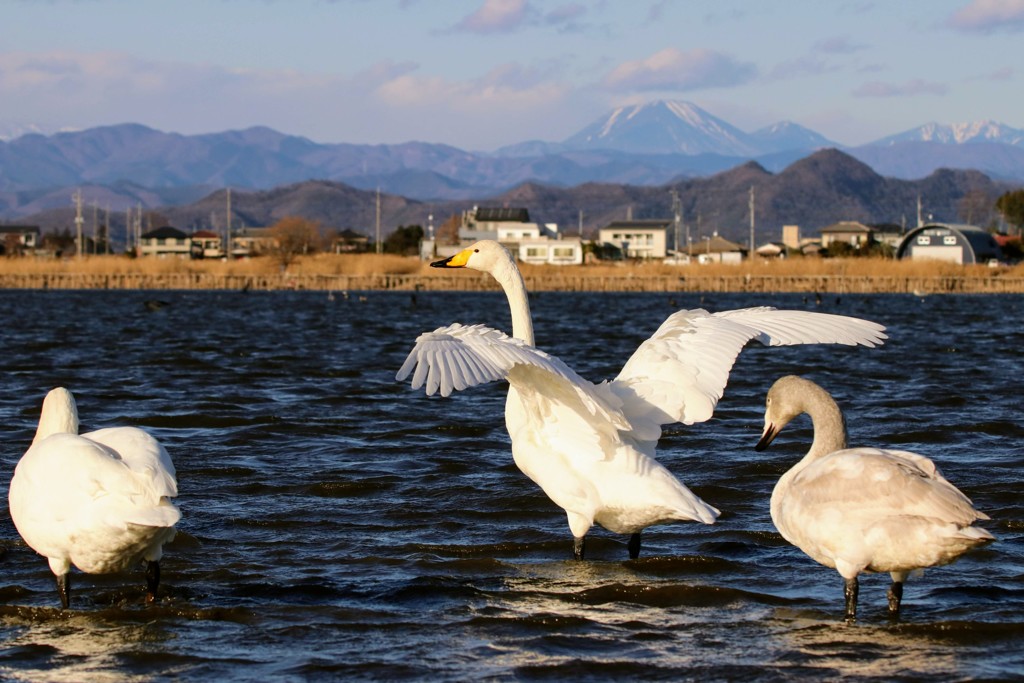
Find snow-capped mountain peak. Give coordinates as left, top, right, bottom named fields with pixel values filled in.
left=563, top=99, right=759, bottom=156
left=871, top=120, right=1024, bottom=147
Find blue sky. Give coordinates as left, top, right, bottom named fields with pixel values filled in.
left=2, top=0, right=1022, bottom=150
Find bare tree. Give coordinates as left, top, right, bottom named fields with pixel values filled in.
left=957, top=189, right=994, bottom=227
left=269, top=216, right=322, bottom=269
left=436, top=213, right=461, bottom=245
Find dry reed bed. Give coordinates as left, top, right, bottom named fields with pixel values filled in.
left=1, top=255, right=1022, bottom=293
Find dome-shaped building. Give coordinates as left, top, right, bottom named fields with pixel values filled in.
left=896, top=223, right=1002, bottom=264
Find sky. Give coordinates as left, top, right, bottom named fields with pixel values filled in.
left=2, top=0, right=1023, bottom=150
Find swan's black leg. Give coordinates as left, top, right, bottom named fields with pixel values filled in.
left=887, top=580, right=903, bottom=618
left=56, top=573, right=70, bottom=609
left=573, top=536, right=586, bottom=561
left=627, top=533, right=641, bottom=559
left=843, top=577, right=858, bottom=622
left=146, top=560, right=161, bottom=603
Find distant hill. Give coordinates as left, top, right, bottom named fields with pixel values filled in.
left=18, top=150, right=1010, bottom=248
left=2, top=100, right=1023, bottom=222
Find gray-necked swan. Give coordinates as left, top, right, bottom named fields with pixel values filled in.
left=8, top=387, right=180, bottom=608
left=398, top=240, right=886, bottom=560
left=755, top=375, right=994, bottom=620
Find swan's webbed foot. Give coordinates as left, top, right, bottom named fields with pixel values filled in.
left=573, top=536, right=586, bottom=561
left=843, top=577, right=858, bottom=622
left=887, top=580, right=903, bottom=618
left=56, top=573, right=70, bottom=609
left=146, top=560, right=161, bottom=603
left=627, top=533, right=641, bottom=559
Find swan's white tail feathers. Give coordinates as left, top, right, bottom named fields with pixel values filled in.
left=121, top=500, right=181, bottom=529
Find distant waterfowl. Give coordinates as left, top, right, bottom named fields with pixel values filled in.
left=755, top=375, right=994, bottom=620
left=8, top=388, right=181, bottom=608
left=143, top=300, right=170, bottom=312
left=398, top=240, right=887, bottom=560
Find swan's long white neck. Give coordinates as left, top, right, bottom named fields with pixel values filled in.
left=771, top=382, right=847, bottom=519
left=33, top=387, right=80, bottom=446
left=491, top=255, right=534, bottom=346
left=800, top=382, right=848, bottom=462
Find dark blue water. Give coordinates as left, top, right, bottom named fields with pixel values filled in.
left=0, top=289, right=1020, bottom=681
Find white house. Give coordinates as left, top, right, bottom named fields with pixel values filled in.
left=518, top=238, right=584, bottom=265
left=139, top=226, right=191, bottom=258
left=598, top=220, right=672, bottom=259
left=422, top=206, right=578, bottom=265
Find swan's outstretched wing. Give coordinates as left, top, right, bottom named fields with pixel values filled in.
left=610, top=307, right=887, bottom=434
left=398, top=323, right=629, bottom=429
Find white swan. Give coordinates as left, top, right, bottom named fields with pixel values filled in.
left=8, top=387, right=181, bottom=608
left=398, top=240, right=886, bottom=560
left=755, top=375, right=994, bottom=620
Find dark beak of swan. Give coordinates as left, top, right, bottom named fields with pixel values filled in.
left=755, top=424, right=778, bottom=451
left=430, top=256, right=454, bottom=268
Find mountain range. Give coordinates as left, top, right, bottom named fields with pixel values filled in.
left=18, top=149, right=1008, bottom=248
left=0, top=100, right=1020, bottom=242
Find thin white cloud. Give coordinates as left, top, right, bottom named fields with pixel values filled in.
left=453, top=0, right=535, bottom=34
left=947, top=0, right=1024, bottom=32
left=544, top=3, right=589, bottom=32
left=0, top=49, right=580, bottom=147
left=769, top=56, right=839, bottom=80
left=965, top=65, right=1015, bottom=81
left=375, top=62, right=567, bottom=111
left=813, top=36, right=867, bottom=54
left=602, top=47, right=756, bottom=92
left=852, top=79, right=949, bottom=97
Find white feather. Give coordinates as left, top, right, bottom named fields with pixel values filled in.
left=8, top=388, right=180, bottom=602
left=398, top=241, right=886, bottom=556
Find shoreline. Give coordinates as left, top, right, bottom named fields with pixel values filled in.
left=2, top=271, right=1024, bottom=294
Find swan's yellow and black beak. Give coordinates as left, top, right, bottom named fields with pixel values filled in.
left=431, top=248, right=473, bottom=268
left=755, top=423, right=778, bottom=451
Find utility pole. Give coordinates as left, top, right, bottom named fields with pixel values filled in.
left=105, top=205, right=111, bottom=254
left=125, top=207, right=132, bottom=254
left=375, top=187, right=382, bottom=254
left=749, top=186, right=756, bottom=256
left=916, top=195, right=923, bottom=228
left=91, top=201, right=98, bottom=255
left=225, top=188, right=232, bottom=259
left=671, top=189, right=682, bottom=258
left=72, top=189, right=84, bottom=258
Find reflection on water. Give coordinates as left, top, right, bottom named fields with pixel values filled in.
left=0, top=290, right=1020, bottom=680
left=0, top=610, right=171, bottom=683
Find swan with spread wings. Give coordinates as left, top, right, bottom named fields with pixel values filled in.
left=398, top=240, right=886, bottom=560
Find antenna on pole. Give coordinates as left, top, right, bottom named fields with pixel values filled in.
left=72, top=189, right=84, bottom=258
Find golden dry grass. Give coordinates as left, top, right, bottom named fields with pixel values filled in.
left=1, top=253, right=1021, bottom=281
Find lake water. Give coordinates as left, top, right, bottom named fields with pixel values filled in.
left=0, top=289, right=1020, bottom=681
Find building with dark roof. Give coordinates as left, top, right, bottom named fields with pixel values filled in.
left=896, top=223, right=1002, bottom=265
left=0, top=225, right=40, bottom=255
left=140, top=226, right=190, bottom=258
